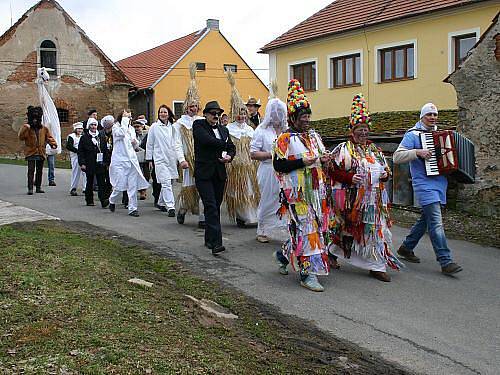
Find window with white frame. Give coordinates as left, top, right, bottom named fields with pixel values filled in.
left=290, top=61, right=316, bottom=91
left=379, top=44, right=414, bottom=82
left=330, top=53, right=361, bottom=88
left=449, top=30, right=479, bottom=71
left=173, top=101, right=184, bottom=119
left=223, top=64, right=237, bottom=73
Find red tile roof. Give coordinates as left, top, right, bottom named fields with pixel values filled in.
left=260, top=0, right=489, bottom=52
left=116, top=29, right=208, bottom=89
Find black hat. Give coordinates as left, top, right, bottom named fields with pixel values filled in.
left=87, top=108, right=97, bottom=116
left=203, top=101, right=224, bottom=114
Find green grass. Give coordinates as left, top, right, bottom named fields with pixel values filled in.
left=0, top=157, right=71, bottom=169
left=0, top=222, right=404, bottom=374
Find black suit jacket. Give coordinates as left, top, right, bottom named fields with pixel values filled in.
left=193, top=119, right=236, bottom=180
left=78, top=131, right=110, bottom=174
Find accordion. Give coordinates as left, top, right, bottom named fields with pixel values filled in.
left=419, top=130, right=475, bottom=184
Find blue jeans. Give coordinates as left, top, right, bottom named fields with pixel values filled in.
left=403, top=202, right=452, bottom=267
left=47, top=155, right=55, bottom=183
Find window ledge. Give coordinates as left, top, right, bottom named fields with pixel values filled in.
left=379, top=77, right=415, bottom=84
left=330, top=83, right=362, bottom=90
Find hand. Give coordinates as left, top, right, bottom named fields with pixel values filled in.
left=416, top=149, right=432, bottom=160
left=380, top=171, right=388, bottom=180
left=80, top=165, right=86, bottom=171
left=149, top=161, right=153, bottom=170
left=303, top=156, right=317, bottom=166
left=218, top=155, right=232, bottom=163
left=179, top=161, right=189, bottom=169
left=131, top=139, right=138, bottom=147
left=352, top=174, right=363, bottom=184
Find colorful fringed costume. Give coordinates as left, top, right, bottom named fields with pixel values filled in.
left=274, top=129, right=330, bottom=275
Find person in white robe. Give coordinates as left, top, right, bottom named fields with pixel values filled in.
left=66, top=122, right=86, bottom=195
left=146, top=105, right=188, bottom=216
left=108, top=110, right=149, bottom=217
left=250, top=98, right=288, bottom=243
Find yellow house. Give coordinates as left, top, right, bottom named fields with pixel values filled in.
left=260, top=0, right=499, bottom=120
left=117, top=19, right=268, bottom=122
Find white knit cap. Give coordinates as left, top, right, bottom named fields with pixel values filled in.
left=86, top=118, right=98, bottom=128
left=73, top=122, right=84, bottom=130
left=100, top=115, right=115, bottom=128
left=420, top=103, right=438, bottom=118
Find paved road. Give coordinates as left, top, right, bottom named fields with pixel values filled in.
left=1, top=164, right=498, bottom=375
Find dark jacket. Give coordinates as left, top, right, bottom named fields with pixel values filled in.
left=193, top=118, right=236, bottom=180
left=78, top=131, right=110, bottom=174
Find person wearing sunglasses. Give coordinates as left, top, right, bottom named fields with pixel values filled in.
left=193, top=101, right=236, bottom=255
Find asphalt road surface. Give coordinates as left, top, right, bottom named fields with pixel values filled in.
left=1, top=164, right=498, bottom=375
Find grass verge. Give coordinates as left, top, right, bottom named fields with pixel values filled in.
left=0, top=221, right=408, bottom=374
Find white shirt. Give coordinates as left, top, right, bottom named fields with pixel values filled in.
left=226, top=121, right=254, bottom=139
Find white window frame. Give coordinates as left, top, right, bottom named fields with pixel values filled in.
left=327, top=49, right=364, bottom=89
left=374, top=39, right=417, bottom=83
left=172, top=100, right=184, bottom=119
left=287, top=58, right=319, bottom=91
left=448, top=28, right=480, bottom=74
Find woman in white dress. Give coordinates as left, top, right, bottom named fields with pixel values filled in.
left=66, top=122, right=86, bottom=196
left=250, top=98, right=288, bottom=243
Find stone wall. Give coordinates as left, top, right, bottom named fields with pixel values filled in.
left=447, top=15, right=500, bottom=218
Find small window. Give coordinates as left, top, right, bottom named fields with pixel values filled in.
left=40, top=40, right=57, bottom=75
left=223, top=64, right=237, bottom=73
left=195, top=62, right=206, bottom=71
left=454, top=33, right=476, bottom=69
left=290, top=61, right=316, bottom=91
left=380, top=44, right=414, bottom=82
left=173, top=102, right=183, bottom=119
left=57, top=108, right=69, bottom=123
left=331, top=53, right=361, bottom=88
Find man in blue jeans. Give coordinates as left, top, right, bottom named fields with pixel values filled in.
left=46, top=146, right=56, bottom=186
left=393, top=103, right=462, bottom=275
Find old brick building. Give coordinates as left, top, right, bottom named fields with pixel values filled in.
left=0, top=0, right=132, bottom=156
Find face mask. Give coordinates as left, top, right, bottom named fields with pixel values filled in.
left=121, top=117, right=130, bottom=127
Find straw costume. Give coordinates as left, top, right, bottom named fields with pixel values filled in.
left=273, top=79, right=330, bottom=292
left=325, top=94, right=402, bottom=279
left=224, top=71, right=260, bottom=227
left=173, top=63, right=205, bottom=225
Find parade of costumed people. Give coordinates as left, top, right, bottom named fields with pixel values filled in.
left=66, top=122, right=87, bottom=196
left=224, top=70, right=260, bottom=228
left=173, top=62, right=206, bottom=227
left=325, top=94, right=403, bottom=282
left=250, top=80, right=287, bottom=243
left=272, top=79, right=331, bottom=292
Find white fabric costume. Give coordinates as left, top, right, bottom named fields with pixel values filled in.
left=67, top=132, right=86, bottom=191
left=250, top=99, right=288, bottom=238
left=36, top=68, right=61, bottom=157
left=146, top=119, right=185, bottom=210
left=109, top=117, right=149, bottom=213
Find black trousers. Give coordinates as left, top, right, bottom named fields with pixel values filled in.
left=151, top=165, right=161, bottom=204
left=196, top=176, right=226, bottom=247
left=85, top=166, right=108, bottom=205
left=27, top=159, right=44, bottom=189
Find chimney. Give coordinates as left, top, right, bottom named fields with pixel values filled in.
left=206, top=19, right=219, bottom=31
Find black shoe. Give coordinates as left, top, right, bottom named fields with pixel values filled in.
left=86, top=202, right=95, bottom=206
left=212, top=245, right=225, bottom=255
left=198, top=221, right=206, bottom=229
left=177, top=211, right=186, bottom=224
left=205, top=242, right=215, bottom=249
left=82, top=190, right=86, bottom=194
left=49, top=181, right=56, bottom=186
left=158, top=205, right=168, bottom=212
left=70, top=189, right=78, bottom=196
left=441, top=263, right=463, bottom=275
left=101, top=199, right=109, bottom=208
left=167, top=209, right=175, bottom=217
left=109, top=203, right=115, bottom=212
left=35, top=187, right=45, bottom=193
left=236, top=218, right=247, bottom=228
left=129, top=210, right=140, bottom=217
left=369, top=270, right=392, bottom=282
left=397, top=244, right=421, bottom=263
left=27, top=189, right=33, bottom=195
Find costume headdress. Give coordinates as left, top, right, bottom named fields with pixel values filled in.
left=287, top=79, right=310, bottom=117
left=182, top=62, right=201, bottom=113
left=227, top=70, right=247, bottom=122
left=349, top=93, right=371, bottom=129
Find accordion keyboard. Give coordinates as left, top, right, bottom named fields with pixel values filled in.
left=420, top=133, right=439, bottom=175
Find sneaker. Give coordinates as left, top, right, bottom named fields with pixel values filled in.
left=441, top=262, right=463, bottom=275
left=300, top=275, right=324, bottom=292
left=256, top=235, right=269, bottom=243
left=274, top=251, right=289, bottom=275
left=212, top=245, right=225, bottom=255
left=109, top=203, right=116, bottom=212
left=236, top=218, right=247, bottom=228
left=49, top=181, right=56, bottom=186
left=198, top=221, right=206, bottom=229
left=158, top=205, right=168, bottom=212
left=129, top=210, right=140, bottom=217
left=101, top=199, right=109, bottom=209
left=369, top=270, right=391, bottom=282
left=397, top=244, right=420, bottom=263
left=27, top=189, right=33, bottom=195
left=177, top=211, right=186, bottom=224
left=167, top=209, right=176, bottom=217
left=35, top=187, right=45, bottom=193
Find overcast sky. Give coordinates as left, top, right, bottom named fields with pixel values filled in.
left=0, top=0, right=332, bottom=84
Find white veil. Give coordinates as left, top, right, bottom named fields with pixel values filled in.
left=259, top=98, right=287, bottom=131
left=37, top=67, right=61, bottom=154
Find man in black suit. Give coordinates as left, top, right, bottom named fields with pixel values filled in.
left=193, top=101, right=236, bottom=255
